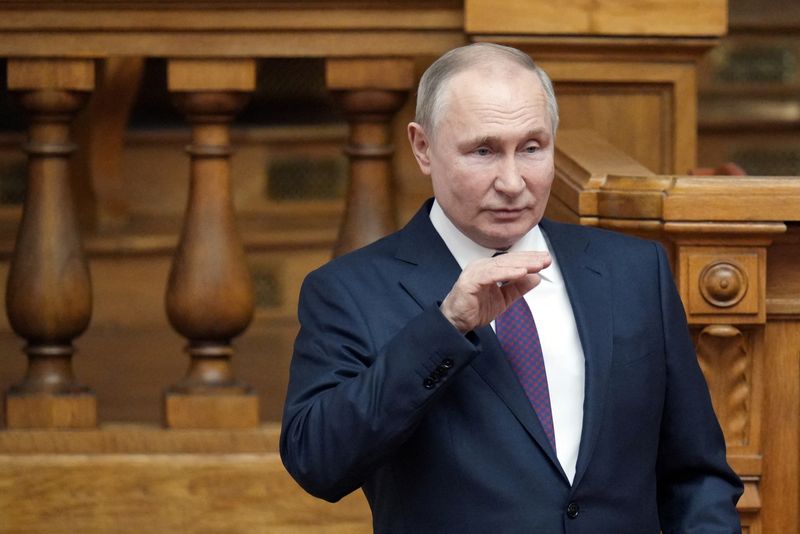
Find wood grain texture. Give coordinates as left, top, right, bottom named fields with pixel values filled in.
left=761, top=321, right=800, bottom=534
left=168, top=59, right=256, bottom=92
left=0, top=423, right=281, bottom=454
left=5, top=394, right=96, bottom=429
left=165, top=392, right=260, bottom=429
left=326, top=59, right=415, bottom=91
left=327, top=59, right=411, bottom=256
left=0, top=452, right=371, bottom=533
left=6, top=59, right=94, bottom=91
left=465, top=0, right=727, bottom=36
left=0, top=4, right=464, bottom=58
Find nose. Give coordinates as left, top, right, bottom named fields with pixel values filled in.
left=493, top=155, right=526, bottom=197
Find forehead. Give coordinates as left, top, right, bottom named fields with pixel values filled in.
left=436, top=66, right=550, bottom=134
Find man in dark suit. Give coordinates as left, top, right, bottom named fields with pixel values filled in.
left=280, top=43, right=743, bottom=533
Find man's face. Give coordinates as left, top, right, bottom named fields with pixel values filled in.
left=409, top=65, right=555, bottom=250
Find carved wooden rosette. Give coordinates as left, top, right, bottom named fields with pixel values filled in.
left=325, top=58, right=414, bottom=256
left=3, top=59, right=96, bottom=429
left=164, top=59, right=257, bottom=429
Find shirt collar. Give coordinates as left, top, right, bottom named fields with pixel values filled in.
left=429, top=199, right=557, bottom=283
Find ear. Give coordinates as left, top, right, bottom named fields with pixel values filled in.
left=407, top=122, right=432, bottom=176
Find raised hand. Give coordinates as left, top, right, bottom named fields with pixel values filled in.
left=440, top=251, right=552, bottom=334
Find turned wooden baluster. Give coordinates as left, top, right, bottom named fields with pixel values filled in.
left=164, top=59, right=257, bottom=429
left=4, top=59, right=96, bottom=428
left=326, top=59, right=414, bottom=256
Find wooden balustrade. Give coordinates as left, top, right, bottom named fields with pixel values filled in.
left=326, top=58, right=414, bottom=256
left=4, top=2, right=797, bottom=533
left=164, top=59, right=258, bottom=428
left=3, top=59, right=96, bottom=429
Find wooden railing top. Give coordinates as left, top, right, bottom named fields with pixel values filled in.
left=553, top=129, right=800, bottom=229
left=0, top=1, right=465, bottom=58
left=0, top=0, right=728, bottom=58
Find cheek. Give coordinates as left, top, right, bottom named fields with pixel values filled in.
left=522, top=162, right=554, bottom=194
left=435, top=163, right=488, bottom=203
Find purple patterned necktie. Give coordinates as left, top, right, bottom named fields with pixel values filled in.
left=495, top=296, right=557, bottom=452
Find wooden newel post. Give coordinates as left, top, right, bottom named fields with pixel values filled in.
left=326, top=58, right=414, bottom=256
left=4, top=59, right=96, bottom=428
left=669, top=225, right=781, bottom=531
left=165, top=59, right=258, bottom=429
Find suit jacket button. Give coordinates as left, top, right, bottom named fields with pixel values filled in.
left=423, top=377, right=436, bottom=389
left=566, top=502, right=579, bottom=519
left=440, top=358, right=454, bottom=369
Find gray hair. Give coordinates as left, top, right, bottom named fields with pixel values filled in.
left=415, top=42, right=559, bottom=136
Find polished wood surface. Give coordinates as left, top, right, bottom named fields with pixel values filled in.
left=4, top=59, right=97, bottom=429
left=0, top=424, right=371, bottom=533
left=465, top=0, right=727, bottom=36
left=326, top=59, right=413, bottom=256
left=164, top=59, right=258, bottom=428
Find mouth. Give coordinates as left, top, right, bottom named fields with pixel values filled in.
left=486, top=207, right=528, bottom=220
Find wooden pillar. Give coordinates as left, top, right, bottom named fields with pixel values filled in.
left=325, top=58, right=414, bottom=256
left=164, top=59, right=257, bottom=429
left=3, top=59, right=96, bottom=428
left=669, top=223, right=784, bottom=534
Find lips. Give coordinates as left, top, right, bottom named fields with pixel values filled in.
left=487, top=207, right=527, bottom=220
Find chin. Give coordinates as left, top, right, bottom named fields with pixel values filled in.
left=477, top=232, right=523, bottom=251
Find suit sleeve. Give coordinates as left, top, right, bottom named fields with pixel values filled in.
left=654, top=242, right=744, bottom=532
left=280, top=266, right=480, bottom=502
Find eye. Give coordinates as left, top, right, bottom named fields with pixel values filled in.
left=474, top=147, right=492, bottom=156
left=522, top=144, right=539, bottom=154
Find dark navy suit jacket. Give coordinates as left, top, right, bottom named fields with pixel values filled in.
left=281, top=200, right=743, bottom=533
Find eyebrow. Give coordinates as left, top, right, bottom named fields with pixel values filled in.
left=458, top=128, right=550, bottom=151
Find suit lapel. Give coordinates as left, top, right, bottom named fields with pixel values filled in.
left=541, top=219, right=614, bottom=489
left=395, top=201, right=462, bottom=310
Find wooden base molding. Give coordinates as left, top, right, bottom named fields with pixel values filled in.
left=0, top=453, right=370, bottom=533
left=0, top=424, right=371, bottom=532
left=4, top=392, right=97, bottom=429
left=165, top=391, right=260, bottom=429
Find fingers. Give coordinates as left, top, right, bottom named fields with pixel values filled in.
left=470, top=251, right=551, bottom=288
left=440, top=251, right=551, bottom=334
left=491, top=251, right=551, bottom=274
left=500, top=273, right=541, bottom=302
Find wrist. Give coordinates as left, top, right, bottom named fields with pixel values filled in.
left=440, top=299, right=472, bottom=334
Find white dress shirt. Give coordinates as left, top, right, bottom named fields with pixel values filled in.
left=429, top=200, right=585, bottom=483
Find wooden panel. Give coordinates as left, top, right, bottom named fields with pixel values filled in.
left=465, top=0, right=727, bottom=37
left=556, top=87, right=667, bottom=174
left=761, top=321, right=800, bottom=534
left=541, top=58, right=697, bottom=174
left=0, top=452, right=371, bottom=533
